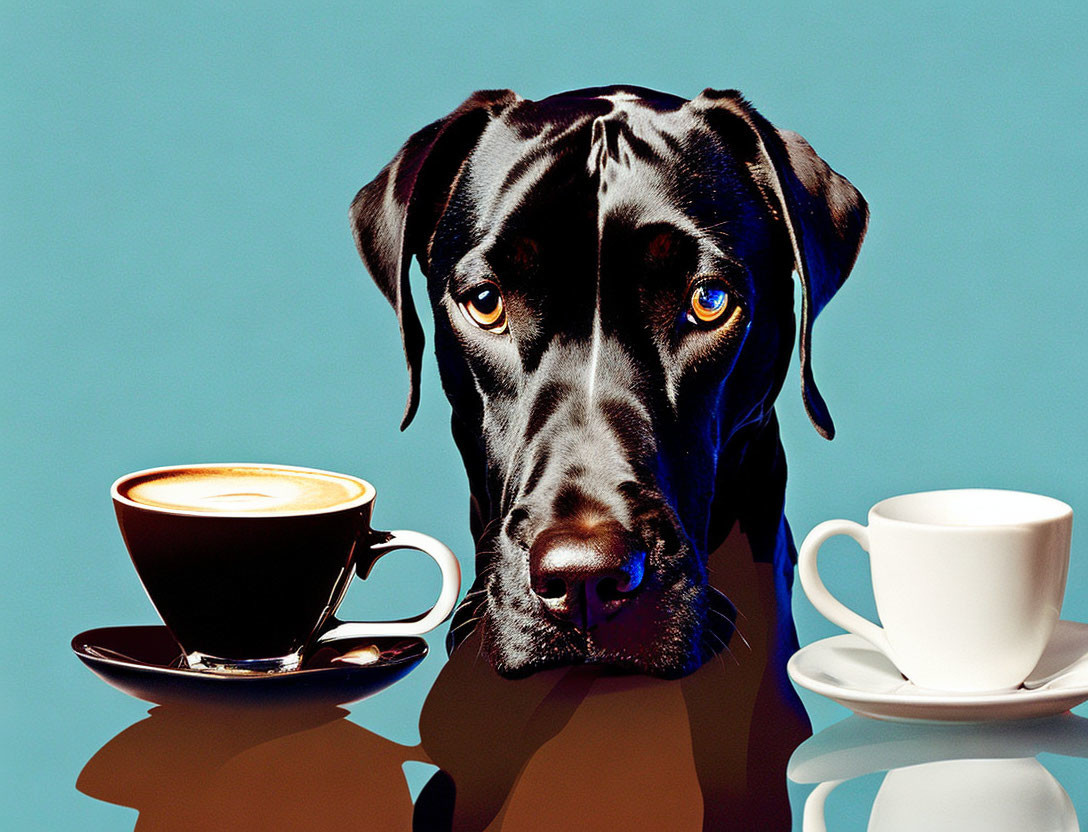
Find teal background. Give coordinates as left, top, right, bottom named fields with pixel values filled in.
left=3, top=1, right=1086, bottom=828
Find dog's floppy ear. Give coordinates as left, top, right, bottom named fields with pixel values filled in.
left=691, top=89, right=869, bottom=440
left=350, top=89, right=520, bottom=429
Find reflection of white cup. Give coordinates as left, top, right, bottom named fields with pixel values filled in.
left=799, top=489, right=1072, bottom=692
left=802, top=758, right=1077, bottom=832
left=869, top=758, right=1076, bottom=832
left=792, top=715, right=1088, bottom=832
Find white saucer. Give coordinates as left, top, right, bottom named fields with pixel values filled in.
left=788, top=620, right=1088, bottom=722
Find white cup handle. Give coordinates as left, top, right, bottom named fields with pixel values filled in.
left=802, top=780, right=845, bottom=832
left=798, top=520, right=893, bottom=660
left=315, top=529, right=461, bottom=642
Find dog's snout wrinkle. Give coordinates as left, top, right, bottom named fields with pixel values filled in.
left=524, top=379, right=572, bottom=440
left=503, top=505, right=533, bottom=548
left=551, top=482, right=593, bottom=521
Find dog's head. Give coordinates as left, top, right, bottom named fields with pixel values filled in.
left=351, top=86, right=867, bottom=678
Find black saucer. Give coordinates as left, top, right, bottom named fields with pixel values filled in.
left=72, top=626, right=428, bottom=707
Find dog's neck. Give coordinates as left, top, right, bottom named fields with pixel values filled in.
left=450, top=409, right=494, bottom=546
left=707, top=409, right=790, bottom=561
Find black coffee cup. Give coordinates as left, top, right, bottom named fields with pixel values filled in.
left=112, top=463, right=461, bottom=672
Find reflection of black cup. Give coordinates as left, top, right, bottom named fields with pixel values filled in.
left=77, top=704, right=424, bottom=831
left=112, top=463, right=460, bottom=672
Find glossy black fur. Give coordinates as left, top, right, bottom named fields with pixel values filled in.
left=351, top=85, right=867, bottom=678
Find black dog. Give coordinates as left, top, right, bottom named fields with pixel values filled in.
left=351, top=85, right=867, bottom=680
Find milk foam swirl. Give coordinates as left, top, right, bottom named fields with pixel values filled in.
left=120, top=466, right=369, bottom=514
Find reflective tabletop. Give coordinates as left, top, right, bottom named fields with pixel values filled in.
left=62, top=630, right=1088, bottom=830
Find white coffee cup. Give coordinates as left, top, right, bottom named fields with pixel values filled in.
left=798, top=489, right=1072, bottom=692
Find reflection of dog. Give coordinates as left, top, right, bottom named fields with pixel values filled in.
left=352, top=85, right=867, bottom=679
left=414, top=527, right=820, bottom=829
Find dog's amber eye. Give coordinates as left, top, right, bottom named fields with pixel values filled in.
left=688, top=281, right=732, bottom=325
left=460, top=283, right=508, bottom=333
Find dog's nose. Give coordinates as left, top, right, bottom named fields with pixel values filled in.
left=528, top=524, right=646, bottom=629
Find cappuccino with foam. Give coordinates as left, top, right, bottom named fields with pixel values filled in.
left=112, top=463, right=460, bottom=672
left=120, top=465, right=370, bottom=515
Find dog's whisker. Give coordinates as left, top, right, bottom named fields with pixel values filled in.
left=455, top=588, right=488, bottom=606
left=704, top=605, right=752, bottom=652
left=452, top=605, right=484, bottom=625
left=703, top=627, right=727, bottom=649
left=700, top=634, right=728, bottom=671
left=706, top=606, right=738, bottom=632
left=477, top=515, right=505, bottom=544
left=703, top=628, right=741, bottom=666
left=450, top=615, right=484, bottom=636
left=715, top=646, right=728, bottom=672
left=731, top=626, right=752, bottom=652
left=470, top=568, right=498, bottom=589
left=471, top=625, right=487, bottom=669
left=453, top=591, right=479, bottom=608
